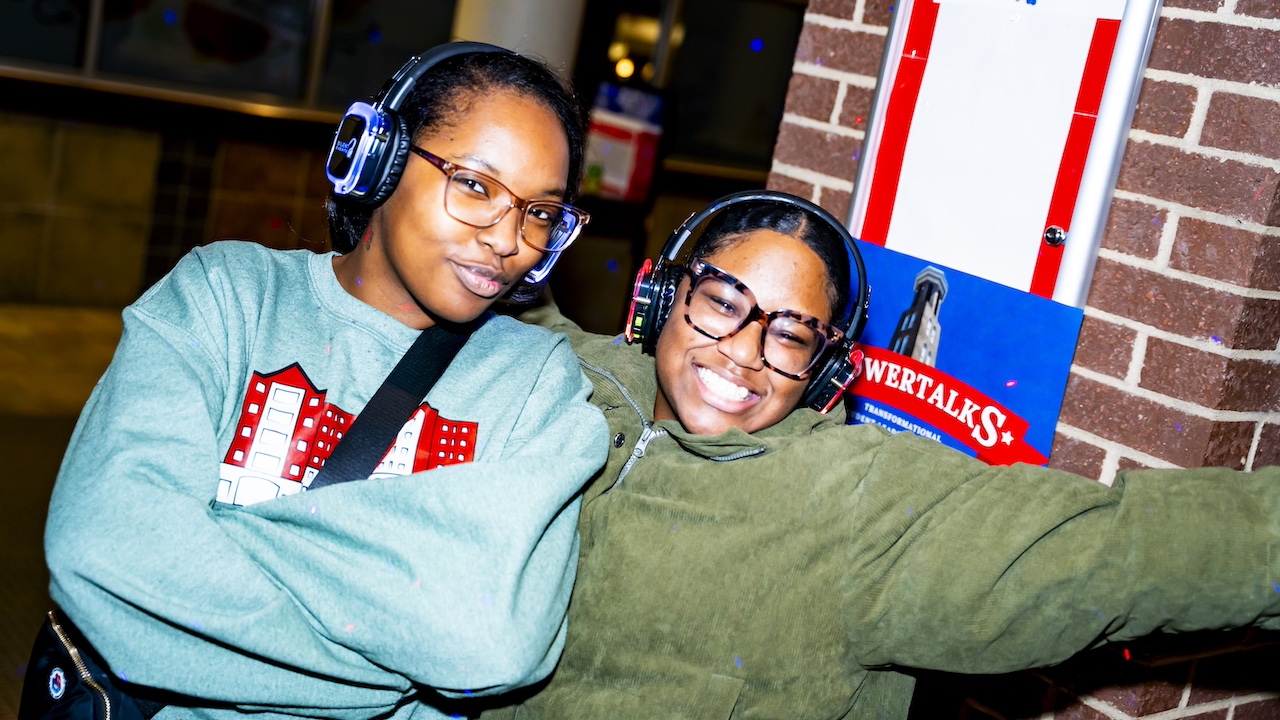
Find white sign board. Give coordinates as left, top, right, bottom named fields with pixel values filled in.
left=848, top=0, right=1163, bottom=306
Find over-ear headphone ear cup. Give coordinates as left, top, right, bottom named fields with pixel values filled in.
left=365, top=114, right=411, bottom=207
left=641, top=264, right=684, bottom=355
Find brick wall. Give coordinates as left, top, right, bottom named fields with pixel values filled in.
left=769, top=0, right=1280, bottom=718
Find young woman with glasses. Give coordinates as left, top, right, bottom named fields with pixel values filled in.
left=480, top=195, right=1280, bottom=720
left=38, top=45, right=607, bottom=720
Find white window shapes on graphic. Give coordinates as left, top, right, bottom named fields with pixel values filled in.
left=373, top=407, right=429, bottom=479
left=217, top=381, right=308, bottom=506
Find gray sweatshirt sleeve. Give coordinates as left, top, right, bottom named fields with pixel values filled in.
left=45, top=254, right=608, bottom=715
left=213, top=333, right=607, bottom=695
left=45, top=305, right=413, bottom=717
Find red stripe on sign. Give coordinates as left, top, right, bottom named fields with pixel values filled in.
left=1029, top=18, right=1121, bottom=298
left=860, top=0, right=940, bottom=246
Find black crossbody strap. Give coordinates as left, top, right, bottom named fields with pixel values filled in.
left=309, top=322, right=473, bottom=490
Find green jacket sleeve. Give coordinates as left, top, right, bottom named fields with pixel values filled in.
left=847, top=432, right=1280, bottom=674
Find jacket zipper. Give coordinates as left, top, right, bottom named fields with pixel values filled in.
left=612, top=423, right=667, bottom=489
left=48, top=610, right=112, bottom=720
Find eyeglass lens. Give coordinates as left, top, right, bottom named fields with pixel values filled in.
left=443, top=168, right=582, bottom=252
left=687, top=276, right=827, bottom=376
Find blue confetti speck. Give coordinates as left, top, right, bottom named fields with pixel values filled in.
left=356, top=276, right=362, bottom=286
left=672, top=523, right=678, bottom=532
left=369, top=28, right=382, bottom=44
left=163, top=9, right=177, bottom=25
left=1210, top=336, right=1222, bottom=344
left=118, top=671, right=129, bottom=682
left=612, top=336, right=625, bottom=345
left=1175, top=424, right=1183, bottom=432
left=606, top=258, right=619, bottom=272
left=749, top=38, right=764, bottom=53
left=1273, top=581, right=1279, bottom=593
left=1026, top=0, right=1036, bottom=5
left=735, top=656, right=742, bottom=668
left=906, top=505, right=914, bottom=517
left=309, top=504, right=318, bottom=516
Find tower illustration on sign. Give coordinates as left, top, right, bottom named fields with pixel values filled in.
left=888, top=266, right=948, bottom=367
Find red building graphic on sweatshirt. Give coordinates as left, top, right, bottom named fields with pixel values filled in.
left=217, top=363, right=477, bottom=507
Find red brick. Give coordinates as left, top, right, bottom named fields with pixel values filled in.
left=772, top=122, right=862, bottom=180
left=1048, top=433, right=1105, bottom=480
left=1162, top=0, right=1222, bottom=9
left=1170, top=218, right=1280, bottom=292
left=1237, top=0, right=1280, bottom=19
left=1204, top=420, right=1256, bottom=468
left=1131, top=80, right=1197, bottom=138
left=864, top=0, right=895, bottom=27
left=1139, top=337, right=1229, bottom=408
left=1084, top=258, right=1249, bottom=348
left=766, top=173, right=815, bottom=200
left=1074, top=315, right=1137, bottom=379
left=1237, top=296, right=1280, bottom=350
left=807, top=0, right=857, bottom=20
left=1101, top=199, right=1166, bottom=259
left=1141, top=338, right=1280, bottom=413
left=784, top=72, right=840, bottom=123
left=1177, top=711, right=1228, bottom=720
left=1222, top=358, right=1280, bottom=413
left=1117, top=456, right=1153, bottom=472
left=1234, top=698, right=1280, bottom=719
left=1059, top=375, right=1208, bottom=465
left=1147, top=18, right=1280, bottom=88
left=1091, top=682, right=1183, bottom=716
left=794, top=24, right=885, bottom=76
left=1256, top=423, right=1280, bottom=467
left=838, top=85, right=875, bottom=132
left=817, top=186, right=851, bottom=221
left=1060, top=376, right=1255, bottom=467
left=1115, top=140, right=1280, bottom=227
left=1201, top=93, right=1280, bottom=162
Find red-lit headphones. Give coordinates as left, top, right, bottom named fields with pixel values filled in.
left=624, top=190, right=870, bottom=414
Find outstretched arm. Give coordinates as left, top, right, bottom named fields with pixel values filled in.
left=848, top=432, right=1280, bottom=674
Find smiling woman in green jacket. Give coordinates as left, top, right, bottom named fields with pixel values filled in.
left=482, top=191, right=1280, bottom=720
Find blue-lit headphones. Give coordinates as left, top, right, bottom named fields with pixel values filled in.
left=325, top=42, right=566, bottom=284
left=624, top=190, right=870, bottom=414
left=325, top=42, right=511, bottom=207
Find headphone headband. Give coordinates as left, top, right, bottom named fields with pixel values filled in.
left=376, top=41, right=512, bottom=112
left=624, top=190, right=871, bottom=413
left=325, top=42, right=512, bottom=206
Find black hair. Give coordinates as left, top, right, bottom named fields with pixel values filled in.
left=326, top=50, right=586, bottom=301
left=688, top=200, right=851, bottom=322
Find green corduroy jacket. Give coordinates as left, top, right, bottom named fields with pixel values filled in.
left=483, top=306, right=1280, bottom=720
